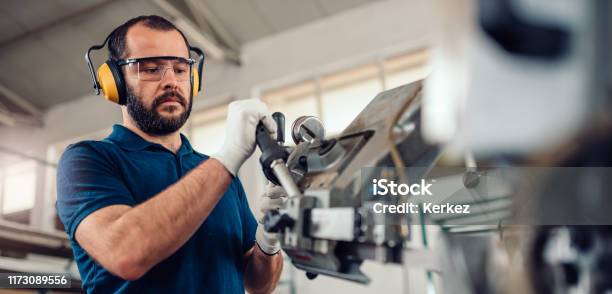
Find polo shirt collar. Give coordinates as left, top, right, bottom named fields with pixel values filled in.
left=177, top=133, right=194, bottom=156
left=107, top=124, right=194, bottom=155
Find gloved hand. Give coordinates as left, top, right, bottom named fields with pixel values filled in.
left=256, top=182, right=288, bottom=255
left=211, top=99, right=276, bottom=176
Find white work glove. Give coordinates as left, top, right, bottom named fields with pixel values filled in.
left=211, top=99, right=276, bottom=176
left=256, top=182, right=288, bottom=255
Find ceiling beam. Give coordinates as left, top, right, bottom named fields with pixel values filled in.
left=152, top=0, right=240, bottom=64
left=183, top=0, right=241, bottom=52
left=0, top=100, right=18, bottom=126
left=0, top=83, right=43, bottom=126
left=0, top=0, right=117, bottom=49
left=0, top=112, right=16, bottom=127
left=0, top=111, right=45, bottom=127
left=10, top=113, right=44, bottom=127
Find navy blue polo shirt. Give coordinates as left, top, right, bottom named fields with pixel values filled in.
left=56, top=124, right=257, bottom=294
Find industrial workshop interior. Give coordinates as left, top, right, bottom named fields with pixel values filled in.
left=0, top=0, right=611, bottom=293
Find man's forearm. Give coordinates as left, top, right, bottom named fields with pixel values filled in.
left=110, top=158, right=231, bottom=275
left=244, top=246, right=284, bottom=294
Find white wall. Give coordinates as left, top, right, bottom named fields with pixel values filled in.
left=0, top=0, right=434, bottom=292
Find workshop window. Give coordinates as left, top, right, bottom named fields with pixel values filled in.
left=1, top=160, right=36, bottom=218
left=260, top=48, right=429, bottom=138
left=190, top=105, right=228, bottom=155
left=320, top=63, right=383, bottom=135
left=383, top=48, right=429, bottom=89
left=263, top=80, right=319, bottom=143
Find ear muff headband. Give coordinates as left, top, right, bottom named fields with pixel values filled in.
left=85, top=30, right=205, bottom=105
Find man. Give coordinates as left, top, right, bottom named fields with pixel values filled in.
left=56, top=15, right=283, bottom=293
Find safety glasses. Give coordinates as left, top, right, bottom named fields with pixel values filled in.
left=118, top=56, right=195, bottom=82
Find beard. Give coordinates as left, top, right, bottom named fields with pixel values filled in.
left=126, top=86, right=192, bottom=136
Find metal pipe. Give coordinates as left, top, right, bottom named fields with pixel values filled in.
left=270, top=159, right=301, bottom=197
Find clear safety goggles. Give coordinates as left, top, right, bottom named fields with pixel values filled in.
left=118, top=56, right=195, bottom=82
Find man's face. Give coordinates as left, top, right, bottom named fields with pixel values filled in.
left=122, top=24, right=192, bottom=135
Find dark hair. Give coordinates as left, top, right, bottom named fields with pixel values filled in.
left=108, top=15, right=190, bottom=60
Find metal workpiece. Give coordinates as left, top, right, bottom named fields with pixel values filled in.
left=291, top=116, right=325, bottom=144
left=305, top=139, right=346, bottom=173
left=270, top=159, right=302, bottom=198
left=286, top=141, right=311, bottom=182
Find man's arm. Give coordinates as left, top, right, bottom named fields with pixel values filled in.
left=73, top=99, right=277, bottom=281
left=244, top=246, right=284, bottom=294
left=75, top=158, right=231, bottom=280
left=242, top=183, right=286, bottom=293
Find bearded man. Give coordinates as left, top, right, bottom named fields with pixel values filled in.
left=56, top=15, right=283, bottom=293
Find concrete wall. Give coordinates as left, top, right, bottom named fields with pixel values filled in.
left=0, top=0, right=434, bottom=292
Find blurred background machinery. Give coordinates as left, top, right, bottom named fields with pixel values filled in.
left=423, top=0, right=612, bottom=293
left=255, top=0, right=612, bottom=293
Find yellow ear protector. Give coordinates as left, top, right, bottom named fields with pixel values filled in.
left=85, top=30, right=204, bottom=105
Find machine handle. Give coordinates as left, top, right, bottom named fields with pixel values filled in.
left=255, top=122, right=280, bottom=154
left=272, top=112, right=285, bottom=144
left=255, top=116, right=289, bottom=186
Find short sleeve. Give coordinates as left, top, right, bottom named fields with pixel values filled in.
left=234, top=179, right=258, bottom=253
left=56, top=143, right=135, bottom=241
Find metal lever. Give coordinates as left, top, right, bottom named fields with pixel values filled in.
left=272, top=112, right=285, bottom=144
left=255, top=114, right=301, bottom=197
